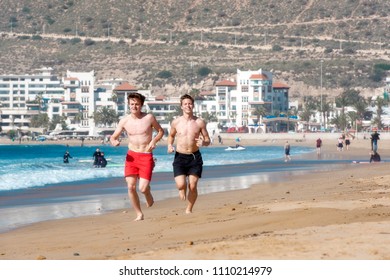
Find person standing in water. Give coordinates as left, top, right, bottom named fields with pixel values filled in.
left=284, top=140, right=291, bottom=162
left=110, top=92, right=164, bottom=221
left=92, top=148, right=101, bottom=167
left=63, top=151, right=72, bottom=163
left=316, top=138, right=322, bottom=155
left=167, top=94, right=211, bottom=214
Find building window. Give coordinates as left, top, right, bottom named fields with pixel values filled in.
left=242, top=85, right=248, bottom=92
left=218, top=88, right=226, bottom=94
left=242, top=96, right=248, bottom=102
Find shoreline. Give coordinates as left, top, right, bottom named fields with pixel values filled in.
left=1, top=135, right=390, bottom=259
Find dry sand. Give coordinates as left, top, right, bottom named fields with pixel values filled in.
left=1, top=136, right=390, bottom=260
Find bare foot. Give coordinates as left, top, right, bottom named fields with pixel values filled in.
left=134, top=214, right=144, bottom=221
left=179, top=189, right=186, bottom=200
left=185, top=207, right=192, bottom=214
left=145, top=192, right=154, bottom=208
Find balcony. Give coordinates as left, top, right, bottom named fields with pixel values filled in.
left=63, top=108, right=81, bottom=114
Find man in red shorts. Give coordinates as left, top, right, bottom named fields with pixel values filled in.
left=110, top=92, right=164, bottom=221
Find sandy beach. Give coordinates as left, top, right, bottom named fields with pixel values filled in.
left=1, top=134, right=390, bottom=260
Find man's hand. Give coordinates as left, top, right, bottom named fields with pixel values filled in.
left=195, top=136, right=204, bottom=147
left=110, top=137, right=120, bottom=147
left=167, top=144, right=175, bottom=153
left=147, top=141, right=157, bottom=152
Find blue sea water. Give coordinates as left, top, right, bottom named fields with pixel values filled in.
left=0, top=144, right=314, bottom=192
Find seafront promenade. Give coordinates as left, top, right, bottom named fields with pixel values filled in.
left=1, top=131, right=388, bottom=147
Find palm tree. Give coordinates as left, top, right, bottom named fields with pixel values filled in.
left=299, top=107, right=312, bottom=124
left=30, top=113, right=50, bottom=129
left=335, top=91, right=349, bottom=116
left=347, top=111, right=358, bottom=130
left=201, top=111, right=218, bottom=123
left=335, top=89, right=358, bottom=130
left=372, top=97, right=386, bottom=129
left=318, top=95, right=333, bottom=129
left=330, top=114, right=347, bottom=132
left=353, top=99, right=368, bottom=132
left=49, top=115, right=67, bottom=131
left=93, top=107, right=119, bottom=127
left=33, top=92, right=44, bottom=110
left=229, top=111, right=237, bottom=125
left=303, top=96, right=317, bottom=111
left=252, top=105, right=267, bottom=125
left=299, top=96, right=317, bottom=131
left=111, top=93, right=118, bottom=103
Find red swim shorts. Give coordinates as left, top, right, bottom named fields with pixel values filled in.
left=125, top=150, right=154, bottom=181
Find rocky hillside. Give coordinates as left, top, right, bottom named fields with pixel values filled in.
left=0, top=0, right=389, bottom=98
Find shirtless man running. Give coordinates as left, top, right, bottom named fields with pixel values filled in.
left=167, top=94, right=211, bottom=214
left=110, top=92, right=164, bottom=221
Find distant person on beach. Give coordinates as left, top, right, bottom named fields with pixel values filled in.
left=371, top=130, right=380, bottom=152
left=337, top=137, right=344, bottom=151
left=345, top=136, right=351, bottom=150
left=316, top=138, right=322, bottom=155
left=369, top=151, right=381, bottom=163
left=63, top=151, right=72, bottom=163
left=110, top=92, right=164, bottom=221
left=93, top=148, right=102, bottom=167
left=167, top=94, right=211, bottom=214
left=284, top=141, right=291, bottom=162
left=218, top=135, right=223, bottom=144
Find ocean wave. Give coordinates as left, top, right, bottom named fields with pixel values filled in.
left=0, top=145, right=314, bottom=191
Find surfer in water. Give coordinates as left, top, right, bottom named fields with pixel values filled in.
left=63, top=151, right=72, bottom=163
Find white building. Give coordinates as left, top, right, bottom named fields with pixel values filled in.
left=385, top=77, right=390, bottom=99
left=0, top=67, right=64, bottom=132
left=214, top=69, right=290, bottom=131
left=62, top=70, right=96, bottom=135
left=1, top=67, right=291, bottom=135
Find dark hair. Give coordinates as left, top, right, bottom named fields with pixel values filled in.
left=180, top=94, right=194, bottom=105
left=127, top=92, right=146, bottom=106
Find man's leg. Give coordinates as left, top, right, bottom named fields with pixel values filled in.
left=186, top=175, right=200, bottom=214
left=174, top=175, right=187, bottom=201
left=125, top=176, right=144, bottom=221
left=138, top=177, right=154, bottom=208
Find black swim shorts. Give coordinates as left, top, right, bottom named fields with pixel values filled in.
left=173, top=150, right=203, bottom=178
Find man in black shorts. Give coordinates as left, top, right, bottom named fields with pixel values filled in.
left=167, top=94, right=210, bottom=214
